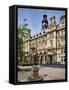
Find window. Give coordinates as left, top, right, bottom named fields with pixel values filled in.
left=52, top=32, right=53, bottom=37
left=45, top=41, right=47, bottom=45
left=47, top=34, right=50, bottom=39
left=62, top=21, right=64, bottom=24
left=57, top=31, right=60, bottom=37
left=50, top=33, right=51, bottom=38
left=61, top=48, right=64, bottom=53
left=39, top=32, right=41, bottom=35
left=43, top=39, right=44, bottom=42
left=50, top=40, right=53, bottom=46
left=61, top=38, right=63, bottom=42
left=61, top=30, right=65, bottom=36
left=42, top=37, right=44, bottom=42
left=50, top=33, right=53, bottom=38
left=36, top=34, right=38, bottom=36
left=57, top=39, right=60, bottom=47
left=31, top=42, right=34, bottom=45
left=61, top=56, right=64, bottom=62
left=40, top=38, right=42, bottom=42
left=38, top=39, right=40, bottom=43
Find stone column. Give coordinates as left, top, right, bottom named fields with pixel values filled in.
left=43, top=55, right=45, bottom=64
left=32, top=65, right=39, bottom=79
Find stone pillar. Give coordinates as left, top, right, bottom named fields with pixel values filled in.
left=43, top=56, right=45, bottom=64
left=32, top=65, right=39, bottom=79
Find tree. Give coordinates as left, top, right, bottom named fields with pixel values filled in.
left=18, top=19, right=31, bottom=64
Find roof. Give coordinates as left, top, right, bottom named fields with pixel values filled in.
left=60, top=15, right=65, bottom=19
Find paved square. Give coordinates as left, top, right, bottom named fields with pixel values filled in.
left=39, top=67, right=65, bottom=80
left=18, top=66, right=65, bottom=82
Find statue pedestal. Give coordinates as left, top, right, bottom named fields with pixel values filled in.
left=28, top=65, right=43, bottom=81
left=32, top=65, right=39, bottom=79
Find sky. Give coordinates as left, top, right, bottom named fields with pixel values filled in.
left=18, top=8, right=65, bottom=35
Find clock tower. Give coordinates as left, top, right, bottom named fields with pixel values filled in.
left=42, top=14, right=48, bottom=31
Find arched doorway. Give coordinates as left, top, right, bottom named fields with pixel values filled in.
left=48, top=55, right=52, bottom=64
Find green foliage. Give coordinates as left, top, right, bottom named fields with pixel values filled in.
left=18, top=19, right=31, bottom=64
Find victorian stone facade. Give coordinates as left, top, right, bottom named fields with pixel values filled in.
left=23, top=14, right=65, bottom=64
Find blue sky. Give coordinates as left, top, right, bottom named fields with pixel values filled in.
left=18, top=8, right=65, bottom=35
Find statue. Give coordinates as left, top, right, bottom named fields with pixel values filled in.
left=31, top=47, right=38, bottom=65
left=33, top=52, right=39, bottom=65
left=28, top=47, right=43, bottom=81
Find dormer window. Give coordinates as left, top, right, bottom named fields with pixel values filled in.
left=39, top=32, right=42, bottom=35
left=62, top=22, right=64, bottom=24
left=33, top=35, right=35, bottom=37
left=36, top=34, right=38, bottom=36
left=59, top=15, right=65, bottom=26
left=50, top=16, right=56, bottom=25
left=43, top=31, right=45, bottom=34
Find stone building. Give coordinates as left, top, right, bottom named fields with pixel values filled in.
left=23, top=14, right=65, bottom=64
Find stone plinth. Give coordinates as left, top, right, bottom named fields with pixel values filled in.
left=28, top=65, right=43, bottom=81
left=32, top=65, right=39, bottom=79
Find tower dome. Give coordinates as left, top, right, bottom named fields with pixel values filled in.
left=42, top=14, right=48, bottom=30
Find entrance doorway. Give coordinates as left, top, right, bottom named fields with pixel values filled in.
left=48, top=55, right=52, bottom=64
